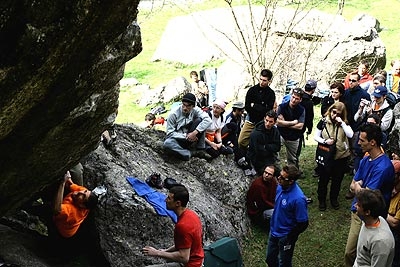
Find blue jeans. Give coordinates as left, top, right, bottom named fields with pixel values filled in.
left=266, top=234, right=297, bottom=267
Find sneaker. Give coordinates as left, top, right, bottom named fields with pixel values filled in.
left=306, top=197, right=313, bottom=204
left=244, top=169, right=253, bottom=176
left=237, top=157, right=249, bottom=167
left=250, top=168, right=257, bottom=176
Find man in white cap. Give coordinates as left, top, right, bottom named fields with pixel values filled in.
left=164, top=93, right=212, bottom=160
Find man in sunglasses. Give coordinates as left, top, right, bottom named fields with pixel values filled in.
left=344, top=72, right=371, bottom=175
left=266, top=165, right=309, bottom=267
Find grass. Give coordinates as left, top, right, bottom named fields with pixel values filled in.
left=118, top=0, right=400, bottom=266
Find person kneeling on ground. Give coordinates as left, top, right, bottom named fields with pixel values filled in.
left=163, top=93, right=212, bottom=161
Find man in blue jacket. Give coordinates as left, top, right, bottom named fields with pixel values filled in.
left=266, top=165, right=309, bottom=267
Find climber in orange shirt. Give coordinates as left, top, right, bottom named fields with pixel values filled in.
left=53, top=170, right=98, bottom=238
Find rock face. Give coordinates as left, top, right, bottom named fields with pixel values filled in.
left=0, top=0, right=142, bottom=215
left=82, top=124, right=251, bottom=267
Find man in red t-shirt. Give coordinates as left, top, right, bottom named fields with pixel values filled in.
left=53, top=170, right=98, bottom=238
left=143, top=186, right=204, bottom=267
left=246, top=165, right=278, bottom=228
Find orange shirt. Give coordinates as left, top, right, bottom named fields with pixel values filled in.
left=53, top=184, right=89, bottom=238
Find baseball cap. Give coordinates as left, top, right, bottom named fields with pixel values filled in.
left=182, top=93, right=196, bottom=105
left=213, top=99, right=227, bottom=110
left=305, top=79, right=317, bottom=91
left=232, top=101, right=245, bottom=109
left=373, top=86, right=388, bottom=98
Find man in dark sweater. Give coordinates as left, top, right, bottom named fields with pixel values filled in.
left=247, top=110, right=281, bottom=175
left=238, top=69, right=275, bottom=151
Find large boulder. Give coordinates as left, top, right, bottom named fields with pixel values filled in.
left=0, top=0, right=142, bottom=215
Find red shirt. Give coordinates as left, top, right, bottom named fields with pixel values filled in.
left=246, top=176, right=277, bottom=217
left=53, top=184, right=89, bottom=238
left=174, top=209, right=204, bottom=267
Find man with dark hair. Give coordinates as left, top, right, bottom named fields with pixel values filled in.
left=246, top=165, right=278, bottom=228
left=354, top=189, right=394, bottom=266
left=164, top=93, right=212, bottom=160
left=266, top=165, right=309, bottom=267
left=277, top=88, right=305, bottom=168
left=238, top=69, right=275, bottom=151
left=143, top=186, right=204, bottom=267
left=53, top=171, right=98, bottom=238
left=344, top=123, right=395, bottom=267
left=247, top=110, right=280, bottom=175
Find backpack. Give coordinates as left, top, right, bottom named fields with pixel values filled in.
left=203, top=237, right=243, bottom=267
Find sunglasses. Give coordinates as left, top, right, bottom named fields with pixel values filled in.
left=349, top=79, right=358, bottom=83
left=332, top=110, right=342, bottom=116
left=277, top=175, right=290, bottom=181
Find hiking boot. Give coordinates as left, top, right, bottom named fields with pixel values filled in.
left=220, top=145, right=233, bottom=155
left=345, top=190, right=355, bottom=200
left=331, top=199, right=340, bottom=210
left=145, top=173, right=163, bottom=189
left=319, top=201, right=327, bottom=211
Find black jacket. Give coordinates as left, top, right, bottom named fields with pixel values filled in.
left=300, top=93, right=314, bottom=135
left=247, top=121, right=281, bottom=173
left=245, top=84, right=275, bottom=124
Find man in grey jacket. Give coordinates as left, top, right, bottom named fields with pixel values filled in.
left=164, top=93, right=212, bottom=160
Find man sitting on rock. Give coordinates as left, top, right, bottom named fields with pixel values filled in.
left=164, top=93, right=212, bottom=160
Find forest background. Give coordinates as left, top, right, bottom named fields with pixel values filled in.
left=120, top=0, right=400, bottom=266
